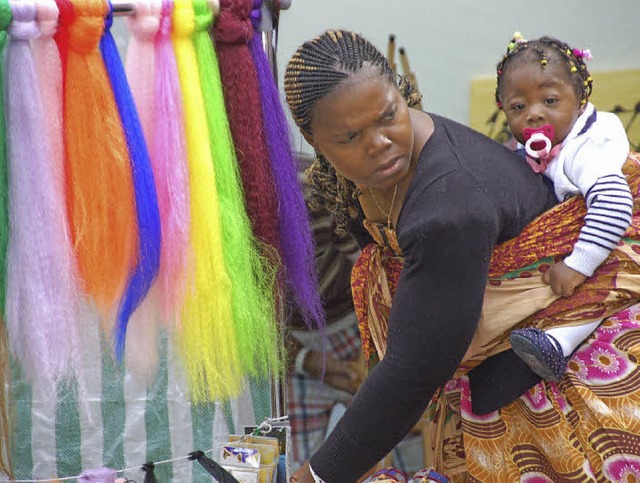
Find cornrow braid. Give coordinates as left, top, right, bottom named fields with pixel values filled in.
left=285, top=30, right=394, bottom=135
left=284, top=30, right=422, bottom=235
left=495, top=34, right=593, bottom=109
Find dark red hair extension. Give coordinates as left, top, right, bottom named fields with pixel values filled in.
left=212, top=0, right=281, bottom=259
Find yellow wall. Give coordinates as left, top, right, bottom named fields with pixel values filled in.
left=469, top=68, right=640, bottom=151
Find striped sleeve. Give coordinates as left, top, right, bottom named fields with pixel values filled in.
left=564, top=174, right=633, bottom=276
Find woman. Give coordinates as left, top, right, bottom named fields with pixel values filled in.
left=285, top=30, right=640, bottom=482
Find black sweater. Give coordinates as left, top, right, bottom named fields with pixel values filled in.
left=310, top=115, right=556, bottom=481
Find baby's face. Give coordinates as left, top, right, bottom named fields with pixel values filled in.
left=499, top=61, right=584, bottom=147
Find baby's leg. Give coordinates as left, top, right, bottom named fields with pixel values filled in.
left=545, top=319, right=601, bottom=356
left=510, top=319, right=602, bottom=381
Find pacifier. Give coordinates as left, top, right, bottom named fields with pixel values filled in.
left=522, top=125, right=554, bottom=159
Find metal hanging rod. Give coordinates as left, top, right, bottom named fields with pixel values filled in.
left=111, top=0, right=290, bottom=17
left=111, top=0, right=134, bottom=16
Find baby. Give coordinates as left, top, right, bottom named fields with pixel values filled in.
left=495, top=33, right=631, bottom=381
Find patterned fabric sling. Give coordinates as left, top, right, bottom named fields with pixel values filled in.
left=352, top=154, right=640, bottom=481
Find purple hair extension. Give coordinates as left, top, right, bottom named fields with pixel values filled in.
left=78, top=467, right=117, bottom=482
left=5, top=0, right=81, bottom=388
left=249, top=31, right=324, bottom=330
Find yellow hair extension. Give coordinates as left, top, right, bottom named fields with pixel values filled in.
left=171, top=0, right=241, bottom=401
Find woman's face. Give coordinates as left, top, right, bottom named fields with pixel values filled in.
left=308, top=72, right=415, bottom=191
left=500, top=61, right=583, bottom=147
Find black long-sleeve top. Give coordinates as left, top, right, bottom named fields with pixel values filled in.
left=310, top=115, right=557, bottom=481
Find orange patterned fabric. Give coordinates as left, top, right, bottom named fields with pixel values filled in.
left=351, top=220, right=402, bottom=363
left=351, top=155, right=640, bottom=480
left=461, top=305, right=640, bottom=481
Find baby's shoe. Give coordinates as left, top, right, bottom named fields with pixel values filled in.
left=510, top=327, right=568, bottom=381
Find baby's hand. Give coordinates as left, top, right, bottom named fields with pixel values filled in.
left=542, top=261, right=588, bottom=297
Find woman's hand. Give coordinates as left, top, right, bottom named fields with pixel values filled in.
left=304, top=350, right=366, bottom=394
left=290, top=460, right=380, bottom=483
left=290, top=462, right=316, bottom=483
left=542, top=261, right=587, bottom=297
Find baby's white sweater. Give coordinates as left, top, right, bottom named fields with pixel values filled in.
left=520, top=103, right=631, bottom=276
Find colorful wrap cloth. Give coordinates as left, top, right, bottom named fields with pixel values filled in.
left=353, top=155, right=640, bottom=480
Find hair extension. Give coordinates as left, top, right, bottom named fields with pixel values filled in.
left=78, top=467, right=117, bottom=482
left=0, top=0, right=8, bottom=321
left=495, top=34, right=593, bottom=108
left=142, top=462, right=158, bottom=483
left=60, top=0, right=138, bottom=321
left=212, top=0, right=281, bottom=262
left=107, top=1, right=162, bottom=379
left=0, top=0, right=10, bottom=477
left=100, top=1, right=161, bottom=360
left=192, top=0, right=280, bottom=377
left=33, top=0, right=101, bottom=417
left=53, top=0, right=70, bottom=73
left=284, top=30, right=400, bottom=235
left=0, top=323, right=9, bottom=480
left=151, top=0, right=190, bottom=322
left=172, top=0, right=242, bottom=401
left=124, top=0, right=161, bottom=146
left=188, top=450, right=238, bottom=482
left=118, top=0, right=164, bottom=384
left=5, top=0, right=81, bottom=390
left=33, top=0, right=64, bottom=193
left=249, top=33, right=324, bottom=331
left=34, top=0, right=84, bottom=375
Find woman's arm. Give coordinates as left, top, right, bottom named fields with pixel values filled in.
left=308, top=182, right=499, bottom=481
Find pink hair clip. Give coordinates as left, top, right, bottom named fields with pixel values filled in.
left=572, top=48, right=593, bottom=62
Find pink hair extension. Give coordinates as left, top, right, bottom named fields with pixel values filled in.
left=125, top=0, right=161, bottom=147
left=123, top=298, right=160, bottom=383
left=151, top=0, right=190, bottom=321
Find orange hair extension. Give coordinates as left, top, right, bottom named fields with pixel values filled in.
left=60, top=0, right=137, bottom=319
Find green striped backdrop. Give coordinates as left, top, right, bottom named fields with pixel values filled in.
left=8, top=316, right=273, bottom=482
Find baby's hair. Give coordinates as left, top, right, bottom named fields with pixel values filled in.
left=495, top=33, right=593, bottom=109
left=284, top=29, right=421, bottom=234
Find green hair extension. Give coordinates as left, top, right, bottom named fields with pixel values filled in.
left=192, top=0, right=283, bottom=378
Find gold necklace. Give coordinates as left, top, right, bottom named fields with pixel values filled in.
left=369, top=184, right=399, bottom=228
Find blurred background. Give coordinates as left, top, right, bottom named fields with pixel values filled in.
left=274, top=0, right=640, bottom=154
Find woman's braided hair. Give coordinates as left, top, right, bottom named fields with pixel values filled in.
left=495, top=34, right=593, bottom=109
left=284, top=30, right=421, bottom=235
